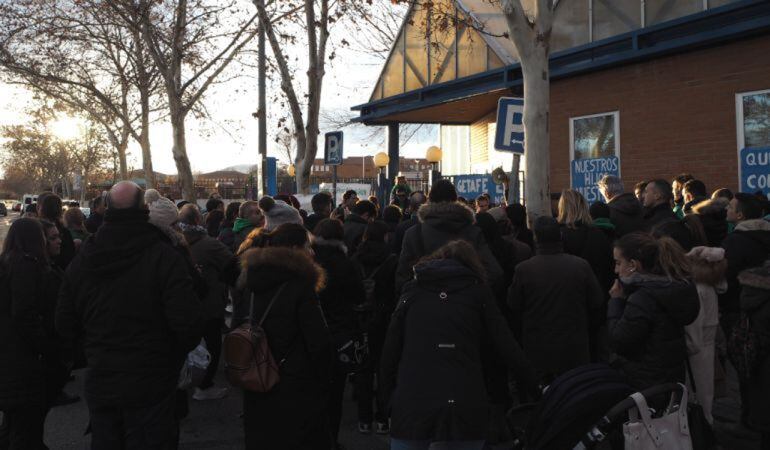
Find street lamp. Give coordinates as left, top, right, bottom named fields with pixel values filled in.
left=373, top=152, right=390, bottom=213
left=426, top=145, right=442, bottom=188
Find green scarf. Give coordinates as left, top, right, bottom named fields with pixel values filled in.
left=232, top=217, right=254, bottom=234
left=593, top=217, right=615, bottom=231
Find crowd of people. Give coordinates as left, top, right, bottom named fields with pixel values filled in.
left=0, top=172, right=769, bottom=450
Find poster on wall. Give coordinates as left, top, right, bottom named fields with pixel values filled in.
left=570, top=112, right=621, bottom=203
left=737, top=90, right=770, bottom=200
left=739, top=147, right=770, bottom=199
left=452, top=174, right=506, bottom=205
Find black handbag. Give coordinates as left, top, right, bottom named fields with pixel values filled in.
left=685, top=358, right=716, bottom=450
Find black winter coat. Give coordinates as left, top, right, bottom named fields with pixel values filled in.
left=607, top=274, right=700, bottom=390
left=185, top=230, right=235, bottom=320
left=692, top=197, right=729, bottom=247
left=720, top=219, right=770, bottom=316
left=608, top=193, right=644, bottom=237
left=643, top=202, right=679, bottom=232
left=0, top=255, right=47, bottom=408
left=508, top=244, right=605, bottom=380
left=304, top=212, right=326, bottom=233
left=381, top=259, right=537, bottom=441
left=343, top=214, right=369, bottom=254
left=352, top=241, right=398, bottom=355
left=55, top=209, right=203, bottom=408
left=392, top=215, right=418, bottom=255
left=312, top=238, right=366, bottom=341
left=54, top=221, right=76, bottom=270
left=737, top=264, right=770, bottom=431
left=561, top=223, right=615, bottom=295
left=239, top=246, right=332, bottom=450
left=396, top=202, right=503, bottom=293
left=85, top=211, right=104, bottom=234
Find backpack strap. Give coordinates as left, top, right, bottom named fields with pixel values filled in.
left=253, top=283, right=288, bottom=327
left=366, top=254, right=396, bottom=281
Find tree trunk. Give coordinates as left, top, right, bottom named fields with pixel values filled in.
left=117, top=136, right=129, bottom=180
left=521, top=46, right=550, bottom=221
left=80, top=170, right=89, bottom=205
left=170, top=103, right=195, bottom=202
left=139, top=112, right=155, bottom=189
left=294, top=131, right=308, bottom=194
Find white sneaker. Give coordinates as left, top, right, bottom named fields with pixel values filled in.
left=193, top=386, right=228, bottom=401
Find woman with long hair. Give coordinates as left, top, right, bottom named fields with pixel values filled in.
left=217, top=201, right=242, bottom=249
left=381, top=240, right=538, bottom=450
left=0, top=218, right=52, bottom=448
left=238, top=223, right=331, bottom=450
left=558, top=189, right=614, bottom=294
left=608, top=232, right=700, bottom=389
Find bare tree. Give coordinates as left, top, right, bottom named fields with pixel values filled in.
left=0, top=0, right=163, bottom=186
left=253, top=0, right=336, bottom=194
left=109, top=0, right=266, bottom=202
left=501, top=0, right=557, bottom=219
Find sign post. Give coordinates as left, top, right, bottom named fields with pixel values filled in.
left=494, top=97, right=525, bottom=205
left=324, top=131, right=344, bottom=205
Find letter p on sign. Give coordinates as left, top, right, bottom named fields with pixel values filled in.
left=494, top=97, right=524, bottom=153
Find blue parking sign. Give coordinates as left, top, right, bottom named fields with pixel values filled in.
left=324, top=132, right=343, bottom=165
left=494, top=97, right=524, bottom=153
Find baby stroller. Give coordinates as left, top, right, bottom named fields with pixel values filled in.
left=508, top=364, right=692, bottom=450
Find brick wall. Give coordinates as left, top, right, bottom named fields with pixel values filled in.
left=475, top=35, right=770, bottom=195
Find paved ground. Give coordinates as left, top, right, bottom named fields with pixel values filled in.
left=45, top=369, right=389, bottom=450
left=0, top=211, right=16, bottom=246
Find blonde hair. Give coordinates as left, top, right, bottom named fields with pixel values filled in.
left=557, top=189, right=593, bottom=229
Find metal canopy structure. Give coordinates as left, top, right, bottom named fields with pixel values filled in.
left=353, top=0, right=770, bottom=126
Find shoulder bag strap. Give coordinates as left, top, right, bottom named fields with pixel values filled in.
left=257, top=283, right=288, bottom=328
left=367, top=254, right=395, bottom=280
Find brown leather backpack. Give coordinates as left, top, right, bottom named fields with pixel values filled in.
left=223, top=284, right=287, bottom=392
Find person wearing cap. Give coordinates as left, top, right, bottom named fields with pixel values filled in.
left=55, top=181, right=202, bottom=450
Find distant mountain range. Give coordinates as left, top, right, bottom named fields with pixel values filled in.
left=220, top=164, right=256, bottom=174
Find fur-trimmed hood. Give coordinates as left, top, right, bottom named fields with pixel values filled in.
left=735, top=218, right=770, bottom=232
left=693, top=197, right=729, bottom=217
left=417, top=201, right=475, bottom=232
left=739, top=262, right=770, bottom=291
left=686, top=246, right=727, bottom=287
left=239, top=246, right=326, bottom=293
left=311, top=236, right=348, bottom=256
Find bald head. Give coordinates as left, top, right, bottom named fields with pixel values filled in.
left=108, top=181, right=144, bottom=210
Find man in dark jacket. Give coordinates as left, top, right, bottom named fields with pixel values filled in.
left=672, top=173, right=694, bottom=219
left=231, top=200, right=263, bottom=253
left=85, top=195, right=106, bottom=234
left=508, top=216, right=605, bottom=382
left=179, top=205, right=236, bottom=401
left=305, top=192, right=332, bottom=233
left=392, top=191, right=427, bottom=255
left=55, top=181, right=202, bottom=450
left=682, top=179, right=709, bottom=215
left=396, top=179, right=503, bottom=294
left=598, top=175, right=643, bottom=237
left=642, top=179, right=678, bottom=231
left=720, top=193, right=770, bottom=333
left=344, top=200, right=376, bottom=254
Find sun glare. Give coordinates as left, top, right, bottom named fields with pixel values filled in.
left=50, top=116, right=84, bottom=141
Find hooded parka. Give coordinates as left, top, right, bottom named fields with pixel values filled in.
left=396, top=202, right=503, bottom=293
left=607, top=273, right=700, bottom=390
left=381, top=259, right=537, bottom=442
left=238, top=246, right=332, bottom=450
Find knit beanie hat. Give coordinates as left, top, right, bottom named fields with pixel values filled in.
left=147, top=195, right=179, bottom=229
left=258, top=196, right=303, bottom=232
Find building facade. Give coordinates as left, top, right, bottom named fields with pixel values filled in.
left=353, top=0, right=770, bottom=200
